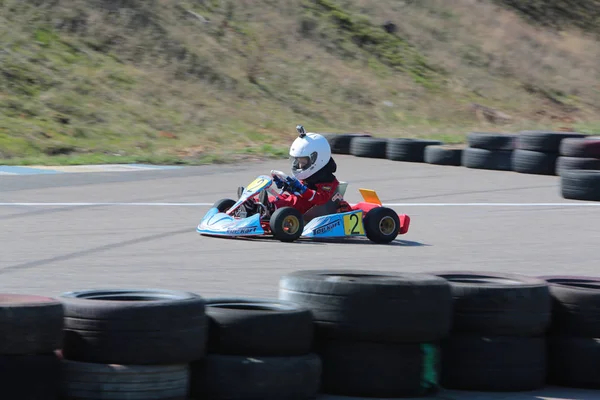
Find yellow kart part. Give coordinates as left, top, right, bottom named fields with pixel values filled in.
left=358, top=188, right=382, bottom=205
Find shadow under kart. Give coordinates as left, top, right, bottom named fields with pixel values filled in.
left=196, top=172, right=411, bottom=244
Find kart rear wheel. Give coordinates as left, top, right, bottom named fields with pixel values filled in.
left=270, top=207, right=304, bottom=243
left=364, top=206, right=400, bottom=244
left=213, top=198, right=236, bottom=213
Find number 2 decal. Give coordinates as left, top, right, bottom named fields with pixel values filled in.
left=343, top=212, right=364, bottom=235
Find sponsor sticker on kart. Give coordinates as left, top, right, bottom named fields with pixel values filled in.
left=226, top=227, right=258, bottom=235
left=313, top=220, right=341, bottom=235
left=332, top=193, right=343, bottom=202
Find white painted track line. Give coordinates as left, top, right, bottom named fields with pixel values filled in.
left=0, top=202, right=598, bottom=207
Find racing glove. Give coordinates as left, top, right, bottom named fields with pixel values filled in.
left=272, top=175, right=286, bottom=189
left=286, top=176, right=307, bottom=195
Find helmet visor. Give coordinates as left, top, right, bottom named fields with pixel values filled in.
left=290, top=152, right=318, bottom=173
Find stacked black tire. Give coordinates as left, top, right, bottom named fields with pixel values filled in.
left=386, top=138, right=444, bottom=163
left=557, top=137, right=600, bottom=201
left=431, top=271, right=552, bottom=392
left=189, top=298, right=321, bottom=400
left=462, top=132, right=516, bottom=171
left=279, top=270, right=454, bottom=398
left=349, top=136, right=389, bottom=159
left=512, top=131, right=587, bottom=175
left=0, top=294, right=64, bottom=400
left=424, top=144, right=464, bottom=166
left=59, top=289, right=208, bottom=400
left=320, top=133, right=372, bottom=155
left=540, top=276, right=600, bottom=389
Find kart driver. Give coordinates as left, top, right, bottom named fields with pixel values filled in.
left=239, top=125, right=340, bottom=219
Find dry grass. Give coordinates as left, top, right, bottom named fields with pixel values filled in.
left=1, top=0, right=599, bottom=164
left=354, top=0, right=600, bottom=117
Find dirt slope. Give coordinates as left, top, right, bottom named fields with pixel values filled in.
left=1, top=0, right=599, bottom=164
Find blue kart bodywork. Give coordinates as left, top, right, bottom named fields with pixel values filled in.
left=196, top=207, right=265, bottom=236
left=196, top=172, right=410, bottom=243
left=197, top=205, right=365, bottom=239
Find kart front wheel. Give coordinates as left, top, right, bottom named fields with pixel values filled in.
left=213, top=198, right=236, bottom=213
left=270, top=207, right=304, bottom=242
left=364, top=206, right=400, bottom=244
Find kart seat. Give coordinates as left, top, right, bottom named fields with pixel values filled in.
left=337, top=181, right=348, bottom=197
left=303, top=180, right=348, bottom=223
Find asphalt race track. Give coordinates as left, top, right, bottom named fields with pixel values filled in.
left=1, top=155, right=599, bottom=400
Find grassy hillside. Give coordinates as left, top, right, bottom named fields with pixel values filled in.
left=1, top=0, right=600, bottom=165
left=495, top=0, right=600, bottom=34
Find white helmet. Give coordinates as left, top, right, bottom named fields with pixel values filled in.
left=289, top=125, right=332, bottom=180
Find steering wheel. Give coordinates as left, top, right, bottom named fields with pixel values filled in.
left=270, top=170, right=293, bottom=194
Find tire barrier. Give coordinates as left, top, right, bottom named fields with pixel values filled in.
left=0, top=294, right=64, bottom=399
left=461, top=132, right=515, bottom=171
left=560, top=169, right=600, bottom=201
left=541, top=275, right=600, bottom=389
left=189, top=298, right=321, bottom=400
left=556, top=137, right=600, bottom=201
left=278, top=269, right=453, bottom=398
left=424, top=144, right=464, bottom=166
left=512, top=131, right=584, bottom=176
left=349, top=136, right=388, bottom=159
left=431, top=271, right=551, bottom=392
left=325, top=129, right=600, bottom=201
left=556, top=137, right=600, bottom=176
left=516, top=131, right=587, bottom=154
left=5, top=270, right=600, bottom=399
left=320, top=133, right=372, bottom=155
left=462, top=147, right=513, bottom=171
left=62, top=361, right=190, bottom=400
left=385, top=138, right=443, bottom=162
left=468, top=131, right=517, bottom=151
left=556, top=156, right=600, bottom=176
left=60, top=288, right=206, bottom=399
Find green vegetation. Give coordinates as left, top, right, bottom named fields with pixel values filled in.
left=495, top=0, right=600, bottom=34
left=1, top=0, right=599, bottom=165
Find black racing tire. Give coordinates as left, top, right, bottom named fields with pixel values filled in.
left=190, top=353, right=322, bottom=400
left=315, top=338, right=441, bottom=398
left=431, top=271, right=552, bottom=336
left=512, top=149, right=558, bottom=175
left=212, top=198, right=236, bottom=212
left=363, top=206, right=400, bottom=244
left=204, top=297, right=314, bottom=356
left=349, top=137, right=388, bottom=159
left=559, top=137, right=600, bottom=158
left=538, top=275, right=600, bottom=337
left=385, top=138, right=443, bottom=162
left=60, top=289, right=208, bottom=365
left=322, top=133, right=372, bottom=154
left=547, top=336, right=600, bottom=389
left=0, top=294, right=64, bottom=354
left=278, top=270, right=453, bottom=343
left=467, top=132, right=516, bottom=151
left=560, top=169, right=600, bottom=201
left=61, top=359, right=190, bottom=400
left=0, top=353, right=61, bottom=400
left=441, top=334, right=547, bottom=392
left=461, top=147, right=513, bottom=171
left=516, top=130, right=587, bottom=152
left=556, top=156, right=600, bottom=176
left=270, top=207, right=304, bottom=242
left=424, top=145, right=464, bottom=166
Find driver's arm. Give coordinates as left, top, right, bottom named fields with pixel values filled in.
left=299, top=180, right=339, bottom=205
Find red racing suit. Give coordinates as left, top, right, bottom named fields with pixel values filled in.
left=269, top=178, right=340, bottom=215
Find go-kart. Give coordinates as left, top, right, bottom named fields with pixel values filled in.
left=196, top=170, right=410, bottom=243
